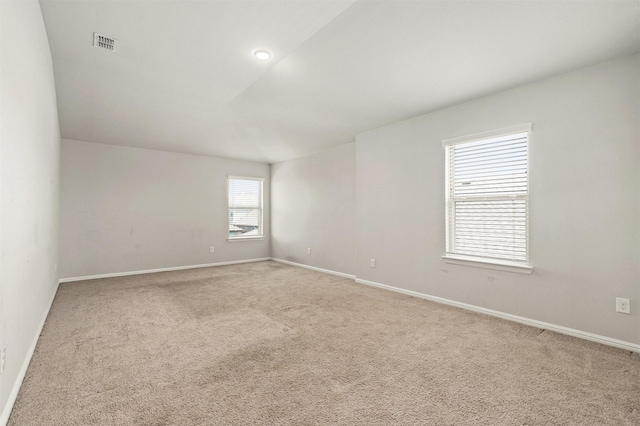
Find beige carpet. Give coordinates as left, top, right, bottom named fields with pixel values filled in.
left=9, top=261, right=640, bottom=425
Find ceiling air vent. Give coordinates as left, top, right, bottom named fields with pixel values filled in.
left=93, top=33, right=116, bottom=52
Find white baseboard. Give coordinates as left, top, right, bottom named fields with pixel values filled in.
left=0, top=280, right=60, bottom=426
left=355, top=278, right=640, bottom=354
left=270, top=258, right=356, bottom=280
left=58, top=258, right=272, bottom=283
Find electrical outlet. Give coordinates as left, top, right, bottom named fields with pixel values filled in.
left=307, top=248, right=311, bottom=255
left=370, top=259, right=376, bottom=268
left=209, top=246, right=215, bottom=253
left=616, top=298, right=630, bottom=314
left=1, top=346, right=6, bottom=375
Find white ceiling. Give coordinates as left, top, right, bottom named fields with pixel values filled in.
left=41, top=0, right=640, bottom=163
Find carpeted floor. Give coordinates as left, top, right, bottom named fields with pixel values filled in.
left=9, top=261, right=640, bottom=425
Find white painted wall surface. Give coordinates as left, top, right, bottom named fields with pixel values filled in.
left=356, top=54, right=640, bottom=344
left=271, top=143, right=356, bottom=275
left=59, top=140, right=270, bottom=279
left=0, top=1, right=61, bottom=422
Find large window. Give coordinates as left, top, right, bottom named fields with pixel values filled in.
left=443, top=124, right=532, bottom=272
left=228, top=176, right=263, bottom=240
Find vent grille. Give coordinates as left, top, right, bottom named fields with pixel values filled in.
left=93, top=33, right=116, bottom=52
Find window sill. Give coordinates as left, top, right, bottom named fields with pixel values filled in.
left=227, top=236, right=265, bottom=242
left=442, top=254, right=533, bottom=275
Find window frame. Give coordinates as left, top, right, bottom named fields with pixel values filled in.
left=441, top=123, right=533, bottom=274
left=227, top=175, right=265, bottom=242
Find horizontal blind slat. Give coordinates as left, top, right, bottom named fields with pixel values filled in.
left=454, top=142, right=527, bottom=160
left=454, top=137, right=527, bottom=154
left=455, top=151, right=528, bottom=165
left=455, top=166, right=527, bottom=179
left=454, top=144, right=527, bottom=161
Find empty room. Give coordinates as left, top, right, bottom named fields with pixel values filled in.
left=1, top=0, right=639, bottom=424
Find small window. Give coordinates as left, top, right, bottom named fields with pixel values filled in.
left=228, top=176, right=264, bottom=240
left=443, top=124, right=531, bottom=270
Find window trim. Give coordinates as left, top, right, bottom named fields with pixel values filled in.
left=441, top=254, right=533, bottom=274
left=442, top=123, right=533, bottom=273
left=227, top=175, right=264, bottom=241
left=441, top=123, right=532, bottom=147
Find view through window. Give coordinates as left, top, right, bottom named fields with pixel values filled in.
left=228, top=176, right=263, bottom=239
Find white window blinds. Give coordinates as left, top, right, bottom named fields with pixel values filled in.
left=228, top=176, right=263, bottom=239
left=444, top=125, right=530, bottom=263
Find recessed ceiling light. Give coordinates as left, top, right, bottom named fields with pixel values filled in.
left=254, top=50, right=271, bottom=61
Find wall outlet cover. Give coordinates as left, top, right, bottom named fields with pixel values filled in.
left=616, top=297, right=630, bottom=314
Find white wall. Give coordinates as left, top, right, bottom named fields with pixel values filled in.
left=356, top=54, right=639, bottom=344
left=271, top=143, right=356, bottom=275
left=60, top=140, right=270, bottom=279
left=0, top=1, right=61, bottom=422
left=272, top=54, right=639, bottom=346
